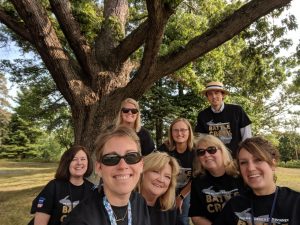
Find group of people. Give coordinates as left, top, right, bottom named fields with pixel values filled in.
left=29, top=81, right=300, bottom=225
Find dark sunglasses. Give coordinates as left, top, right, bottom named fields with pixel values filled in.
left=121, top=108, right=139, bottom=114
left=101, top=152, right=142, bottom=166
left=196, top=146, right=218, bottom=157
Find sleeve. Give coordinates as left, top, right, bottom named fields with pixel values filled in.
left=138, top=127, right=155, bottom=155
left=238, top=105, right=251, bottom=128
left=240, top=124, right=252, bottom=141
left=195, top=110, right=208, bottom=134
left=31, top=180, right=56, bottom=215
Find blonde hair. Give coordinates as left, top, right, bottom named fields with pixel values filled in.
left=193, top=134, right=239, bottom=177
left=140, top=151, right=180, bottom=210
left=115, top=98, right=141, bottom=132
left=94, top=126, right=141, bottom=162
left=165, top=118, right=194, bottom=151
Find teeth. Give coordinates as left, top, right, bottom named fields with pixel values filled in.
left=115, top=175, right=130, bottom=180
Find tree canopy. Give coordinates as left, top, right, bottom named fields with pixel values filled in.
left=0, top=0, right=297, bottom=152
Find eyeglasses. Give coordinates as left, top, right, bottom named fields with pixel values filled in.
left=196, top=146, right=218, bottom=157
left=121, top=108, right=139, bottom=114
left=101, top=152, right=142, bottom=166
left=172, top=128, right=189, bottom=133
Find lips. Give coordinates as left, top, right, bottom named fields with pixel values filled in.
left=113, top=174, right=131, bottom=180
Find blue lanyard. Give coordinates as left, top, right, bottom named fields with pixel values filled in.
left=103, top=196, right=132, bottom=225
left=251, top=187, right=278, bottom=225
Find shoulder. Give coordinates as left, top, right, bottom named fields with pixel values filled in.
left=278, top=186, right=300, bottom=199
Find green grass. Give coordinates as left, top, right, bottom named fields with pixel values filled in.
left=0, top=160, right=299, bottom=225
left=0, top=160, right=57, bottom=225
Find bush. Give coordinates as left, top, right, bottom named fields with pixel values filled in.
left=278, top=160, right=300, bottom=168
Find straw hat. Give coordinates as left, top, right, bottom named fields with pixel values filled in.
left=201, top=81, right=229, bottom=95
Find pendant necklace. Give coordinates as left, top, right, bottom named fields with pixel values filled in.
left=113, top=207, right=128, bottom=222
left=103, top=195, right=132, bottom=225
left=250, top=186, right=278, bottom=225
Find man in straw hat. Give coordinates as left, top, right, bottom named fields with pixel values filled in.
left=195, top=81, right=252, bottom=157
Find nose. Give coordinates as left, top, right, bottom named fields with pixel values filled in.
left=246, top=160, right=256, bottom=171
left=116, top=158, right=129, bottom=169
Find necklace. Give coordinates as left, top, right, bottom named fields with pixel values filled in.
left=103, top=196, right=132, bottom=225
left=113, top=207, right=128, bottom=222
left=250, top=186, right=278, bottom=225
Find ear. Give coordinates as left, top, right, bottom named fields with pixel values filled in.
left=95, top=161, right=102, bottom=176
left=271, top=158, right=276, bottom=171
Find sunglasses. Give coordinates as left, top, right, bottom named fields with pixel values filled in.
left=101, top=152, right=142, bottom=166
left=121, top=108, right=139, bottom=114
left=196, top=146, right=218, bottom=157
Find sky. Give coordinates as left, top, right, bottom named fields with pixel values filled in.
left=1, top=0, right=299, bottom=107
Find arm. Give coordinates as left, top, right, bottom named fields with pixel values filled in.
left=240, top=124, right=252, bottom=141
left=192, top=216, right=212, bottom=225
left=34, top=212, right=51, bottom=225
left=176, top=181, right=191, bottom=213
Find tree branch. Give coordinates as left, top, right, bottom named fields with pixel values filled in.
left=0, top=7, right=33, bottom=43
left=10, top=0, right=98, bottom=107
left=156, top=0, right=292, bottom=76
left=114, top=19, right=149, bottom=63
left=49, top=0, right=101, bottom=82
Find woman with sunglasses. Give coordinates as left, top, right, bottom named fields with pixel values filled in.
left=115, top=98, right=155, bottom=156
left=29, top=145, right=94, bottom=225
left=213, top=137, right=300, bottom=225
left=139, top=151, right=180, bottom=225
left=158, top=118, right=195, bottom=225
left=189, top=134, right=244, bottom=225
left=63, top=126, right=150, bottom=225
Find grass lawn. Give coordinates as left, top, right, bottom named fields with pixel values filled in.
left=0, top=160, right=299, bottom=225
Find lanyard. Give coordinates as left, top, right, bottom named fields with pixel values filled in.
left=103, top=196, right=132, bottom=225
left=251, top=187, right=278, bottom=225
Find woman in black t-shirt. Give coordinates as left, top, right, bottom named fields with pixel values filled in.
left=158, top=118, right=195, bottom=225
left=115, top=98, right=155, bottom=156
left=29, top=145, right=95, bottom=225
left=189, top=134, right=244, bottom=225
left=213, top=137, right=300, bottom=225
left=140, top=151, right=180, bottom=225
left=63, top=126, right=151, bottom=225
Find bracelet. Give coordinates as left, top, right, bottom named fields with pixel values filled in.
left=178, top=193, right=184, bottom=200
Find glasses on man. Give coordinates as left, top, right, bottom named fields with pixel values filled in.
left=121, top=108, right=139, bottom=114
left=196, top=146, right=218, bottom=157
left=172, top=128, right=189, bottom=133
left=101, top=152, right=142, bottom=166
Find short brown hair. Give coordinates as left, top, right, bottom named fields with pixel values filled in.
left=237, top=136, right=280, bottom=167
left=94, top=126, right=141, bottom=163
left=55, top=145, right=93, bottom=180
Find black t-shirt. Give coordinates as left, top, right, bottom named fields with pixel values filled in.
left=137, top=127, right=155, bottom=155
left=189, top=172, right=245, bottom=222
left=158, top=144, right=195, bottom=190
left=30, top=179, right=95, bottom=225
left=213, top=187, right=300, bottom=225
left=62, top=190, right=151, bottom=225
left=148, top=201, right=177, bottom=225
left=195, top=103, right=251, bottom=156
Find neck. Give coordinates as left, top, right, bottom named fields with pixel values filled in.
left=69, top=177, right=84, bottom=186
left=104, top=187, right=131, bottom=206
left=209, top=166, right=226, bottom=177
left=253, top=184, right=276, bottom=196
left=122, top=121, right=135, bottom=129
left=176, top=142, right=187, bottom=153
left=141, top=189, right=158, bottom=206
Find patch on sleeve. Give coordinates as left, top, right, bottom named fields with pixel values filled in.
left=37, top=197, right=46, bottom=208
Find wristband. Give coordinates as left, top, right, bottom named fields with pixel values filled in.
left=178, top=193, right=184, bottom=200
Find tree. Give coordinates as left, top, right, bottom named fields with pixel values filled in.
left=0, top=73, right=11, bottom=145
left=0, top=0, right=294, bottom=152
